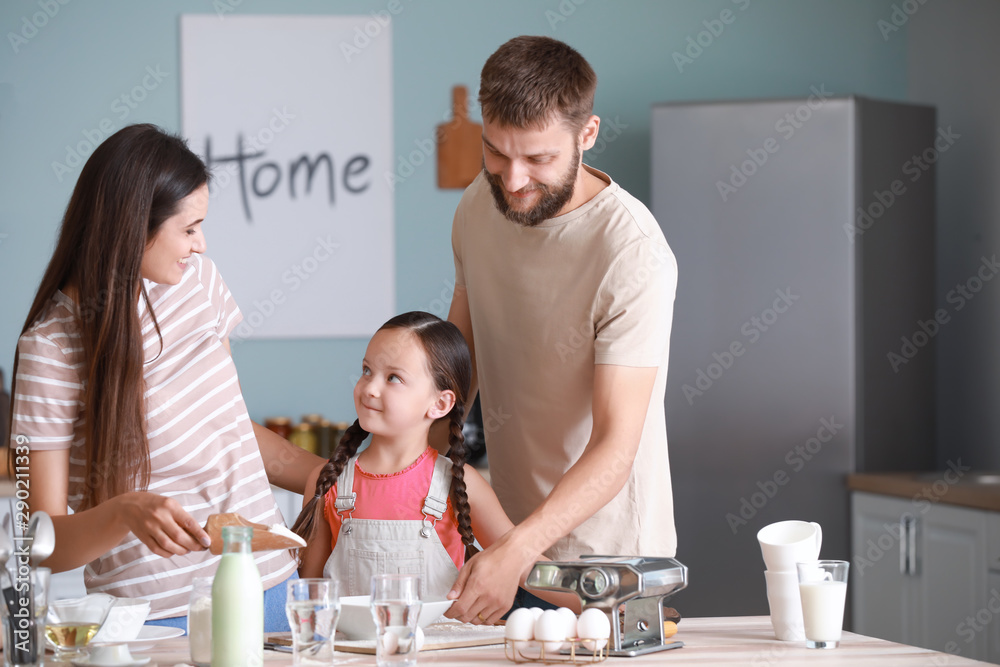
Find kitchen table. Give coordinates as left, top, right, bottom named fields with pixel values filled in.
left=98, top=616, right=995, bottom=665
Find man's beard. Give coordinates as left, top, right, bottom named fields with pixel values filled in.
left=483, top=146, right=580, bottom=227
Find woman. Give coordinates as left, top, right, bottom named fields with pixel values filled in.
left=7, top=124, right=324, bottom=630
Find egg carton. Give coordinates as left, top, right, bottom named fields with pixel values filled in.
left=504, top=638, right=609, bottom=664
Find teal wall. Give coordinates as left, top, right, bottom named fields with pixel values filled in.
left=0, top=0, right=908, bottom=424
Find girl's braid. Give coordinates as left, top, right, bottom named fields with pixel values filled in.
left=290, top=419, right=369, bottom=544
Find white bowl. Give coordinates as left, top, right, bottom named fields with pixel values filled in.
left=337, top=595, right=454, bottom=640
left=92, top=598, right=151, bottom=643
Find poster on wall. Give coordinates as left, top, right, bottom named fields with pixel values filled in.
left=180, top=15, right=393, bottom=339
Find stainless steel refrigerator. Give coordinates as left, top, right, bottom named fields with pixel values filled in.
left=651, top=96, right=936, bottom=618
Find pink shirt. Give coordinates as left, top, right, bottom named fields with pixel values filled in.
left=323, top=448, right=466, bottom=570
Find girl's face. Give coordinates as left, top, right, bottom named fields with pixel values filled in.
left=354, top=328, right=454, bottom=440
left=141, top=184, right=209, bottom=285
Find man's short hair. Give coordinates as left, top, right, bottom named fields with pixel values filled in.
left=479, top=36, right=597, bottom=132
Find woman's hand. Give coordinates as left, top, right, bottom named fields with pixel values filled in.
left=114, top=492, right=212, bottom=558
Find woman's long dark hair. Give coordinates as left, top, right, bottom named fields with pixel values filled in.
left=8, top=124, right=209, bottom=509
left=292, top=311, right=476, bottom=555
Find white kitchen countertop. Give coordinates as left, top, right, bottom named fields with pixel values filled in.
left=53, top=615, right=995, bottom=666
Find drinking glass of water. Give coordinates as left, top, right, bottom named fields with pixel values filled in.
left=285, top=579, right=340, bottom=666
left=370, top=574, right=422, bottom=667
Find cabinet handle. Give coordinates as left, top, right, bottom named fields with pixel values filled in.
left=899, top=518, right=907, bottom=575
left=902, top=515, right=918, bottom=576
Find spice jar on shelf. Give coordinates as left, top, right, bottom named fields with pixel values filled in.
left=301, top=414, right=323, bottom=429
left=263, top=417, right=293, bottom=440
left=289, top=423, right=318, bottom=454
left=317, top=420, right=334, bottom=458
left=332, top=421, right=350, bottom=450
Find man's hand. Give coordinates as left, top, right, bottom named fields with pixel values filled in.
left=445, top=530, right=538, bottom=624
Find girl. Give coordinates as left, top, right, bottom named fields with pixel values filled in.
left=9, top=124, right=324, bottom=630
left=293, top=311, right=577, bottom=615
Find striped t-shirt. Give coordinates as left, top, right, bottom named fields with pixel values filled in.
left=11, top=254, right=295, bottom=619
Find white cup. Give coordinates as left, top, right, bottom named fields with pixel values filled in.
left=757, top=521, right=822, bottom=572
left=92, top=597, right=150, bottom=643
left=763, top=570, right=805, bottom=641
left=88, top=643, right=137, bottom=664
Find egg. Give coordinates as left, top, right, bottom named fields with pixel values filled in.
left=379, top=629, right=399, bottom=654
left=504, top=607, right=536, bottom=641
left=576, top=608, right=611, bottom=652
left=414, top=627, right=425, bottom=651
left=556, top=607, right=578, bottom=649
left=534, top=609, right=567, bottom=656
left=528, top=606, right=544, bottom=621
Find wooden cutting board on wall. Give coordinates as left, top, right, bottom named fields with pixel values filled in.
left=437, top=85, right=482, bottom=189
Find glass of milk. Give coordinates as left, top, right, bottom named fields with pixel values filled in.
left=796, top=560, right=849, bottom=649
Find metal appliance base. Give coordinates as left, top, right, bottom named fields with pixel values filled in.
left=563, top=640, right=685, bottom=658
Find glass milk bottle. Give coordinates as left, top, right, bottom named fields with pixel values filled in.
left=212, top=526, right=263, bottom=667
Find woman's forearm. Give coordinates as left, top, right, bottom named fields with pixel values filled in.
left=44, top=491, right=212, bottom=572
left=44, top=499, right=132, bottom=572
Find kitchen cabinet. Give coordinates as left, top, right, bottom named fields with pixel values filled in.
left=852, top=491, right=990, bottom=661
left=990, top=573, right=1000, bottom=664
left=989, top=512, right=1000, bottom=664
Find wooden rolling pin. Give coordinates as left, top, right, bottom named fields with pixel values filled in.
left=204, top=513, right=306, bottom=555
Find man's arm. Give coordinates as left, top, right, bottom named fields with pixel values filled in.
left=446, top=363, right=658, bottom=623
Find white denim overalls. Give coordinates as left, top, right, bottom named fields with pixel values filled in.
left=323, top=452, right=460, bottom=599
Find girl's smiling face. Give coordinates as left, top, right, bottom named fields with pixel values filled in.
left=355, top=328, right=454, bottom=440
left=141, top=183, right=208, bottom=285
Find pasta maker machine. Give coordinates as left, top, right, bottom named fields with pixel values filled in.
left=525, top=555, right=688, bottom=657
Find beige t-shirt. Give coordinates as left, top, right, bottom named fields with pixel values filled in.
left=452, top=167, right=678, bottom=560
left=11, top=255, right=295, bottom=618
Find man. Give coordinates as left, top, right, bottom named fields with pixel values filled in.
left=446, top=35, right=678, bottom=624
